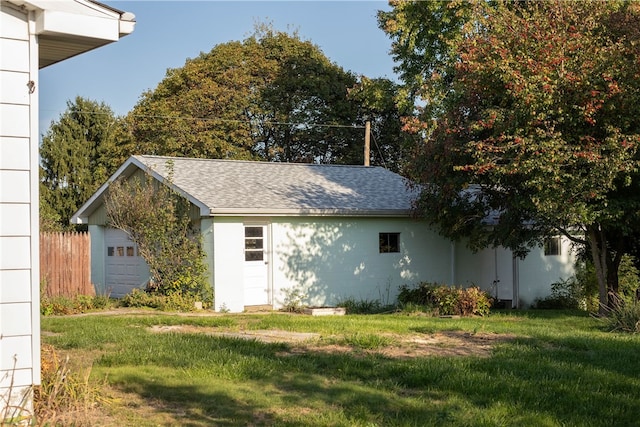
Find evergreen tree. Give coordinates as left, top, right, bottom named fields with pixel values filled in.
left=40, top=97, right=126, bottom=229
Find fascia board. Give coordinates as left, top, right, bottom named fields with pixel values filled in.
left=70, top=157, right=141, bottom=224
left=13, top=0, right=135, bottom=38
left=35, top=9, right=120, bottom=40
left=14, top=0, right=120, bottom=17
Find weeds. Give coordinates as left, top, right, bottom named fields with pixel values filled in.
left=1, top=356, right=33, bottom=426
left=41, top=293, right=115, bottom=316
left=601, top=300, right=640, bottom=333
left=280, top=287, right=308, bottom=313
left=33, top=344, right=105, bottom=426
left=342, top=333, right=395, bottom=350
left=336, top=297, right=394, bottom=314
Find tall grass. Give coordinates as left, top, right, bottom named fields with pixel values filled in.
left=33, top=344, right=105, bottom=426
left=602, top=301, right=640, bottom=333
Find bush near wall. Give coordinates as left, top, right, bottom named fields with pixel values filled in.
left=397, top=282, right=493, bottom=316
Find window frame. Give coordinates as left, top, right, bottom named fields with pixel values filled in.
left=244, top=225, right=265, bottom=262
left=379, top=232, right=400, bottom=253
left=544, top=236, right=562, bottom=256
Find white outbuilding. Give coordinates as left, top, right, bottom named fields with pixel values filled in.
left=73, top=155, right=576, bottom=312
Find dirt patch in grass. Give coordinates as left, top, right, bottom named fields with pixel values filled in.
left=148, top=325, right=514, bottom=358
left=149, top=324, right=320, bottom=342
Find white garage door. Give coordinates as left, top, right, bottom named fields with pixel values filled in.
left=105, top=228, right=149, bottom=298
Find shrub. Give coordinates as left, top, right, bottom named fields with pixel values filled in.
left=120, top=288, right=203, bottom=312
left=104, top=168, right=212, bottom=307
left=397, top=282, right=493, bottom=316
left=570, top=255, right=640, bottom=312
left=533, top=278, right=582, bottom=310
left=336, top=297, right=393, bottom=314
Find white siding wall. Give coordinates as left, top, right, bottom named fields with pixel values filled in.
left=517, top=237, right=576, bottom=307
left=455, top=245, right=514, bottom=302
left=454, top=237, right=576, bottom=307
left=212, top=218, right=246, bottom=312
left=0, top=2, right=40, bottom=411
left=200, top=218, right=215, bottom=299
left=212, top=216, right=453, bottom=312
left=89, top=225, right=106, bottom=293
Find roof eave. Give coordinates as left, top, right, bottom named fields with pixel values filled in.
left=71, top=157, right=210, bottom=224
left=7, top=0, right=137, bottom=68
left=207, top=208, right=412, bottom=218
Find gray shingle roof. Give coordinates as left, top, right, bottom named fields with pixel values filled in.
left=134, top=155, right=415, bottom=216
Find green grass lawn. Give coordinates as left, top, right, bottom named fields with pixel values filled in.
left=40, top=310, right=640, bottom=426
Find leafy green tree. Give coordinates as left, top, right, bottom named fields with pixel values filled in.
left=104, top=166, right=211, bottom=305
left=347, top=77, right=417, bottom=173
left=40, top=97, right=129, bottom=229
left=382, top=0, right=640, bottom=311
left=256, top=27, right=360, bottom=163
left=378, top=0, right=472, bottom=122
left=129, top=25, right=400, bottom=166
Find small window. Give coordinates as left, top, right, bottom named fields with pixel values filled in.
left=379, top=232, right=400, bottom=253
left=544, top=237, right=561, bottom=256
left=117, top=246, right=124, bottom=257
left=126, top=246, right=135, bottom=257
left=245, top=226, right=264, bottom=261
left=107, top=247, right=114, bottom=257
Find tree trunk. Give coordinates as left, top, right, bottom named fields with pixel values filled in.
left=587, top=224, right=609, bottom=316
left=587, top=223, right=623, bottom=315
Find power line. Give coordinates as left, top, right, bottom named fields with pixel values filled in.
left=42, top=109, right=367, bottom=130
left=371, top=132, right=388, bottom=169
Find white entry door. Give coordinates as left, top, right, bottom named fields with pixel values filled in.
left=243, top=225, right=270, bottom=306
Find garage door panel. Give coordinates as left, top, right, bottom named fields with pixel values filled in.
left=105, top=229, right=148, bottom=298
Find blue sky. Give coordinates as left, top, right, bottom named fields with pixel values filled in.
left=39, top=1, right=396, bottom=135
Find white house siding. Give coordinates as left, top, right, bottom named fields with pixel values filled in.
left=89, top=224, right=106, bottom=294
left=200, top=217, right=215, bottom=299
left=455, top=245, right=515, bottom=303
left=454, top=237, right=576, bottom=307
left=212, top=218, right=247, bottom=312
left=0, top=2, right=40, bottom=411
left=212, top=216, right=453, bottom=312
left=517, top=236, right=576, bottom=307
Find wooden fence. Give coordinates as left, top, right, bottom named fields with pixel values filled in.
left=40, top=232, right=94, bottom=297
